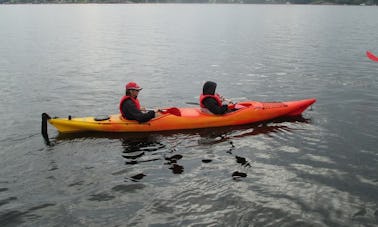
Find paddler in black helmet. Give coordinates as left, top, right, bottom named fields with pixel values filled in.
left=199, top=81, right=235, bottom=115
left=119, top=82, right=155, bottom=123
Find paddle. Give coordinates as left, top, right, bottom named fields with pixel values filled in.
left=185, top=101, right=235, bottom=110
left=186, top=97, right=246, bottom=106
left=185, top=102, right=200, bottom=105
left=185, top=100, right=235, bottom=105
left=157, top=107, right=181, bottom=116
left=186, top=97, right=237, bottom=109
left=366, top=51, right=378, bottom=62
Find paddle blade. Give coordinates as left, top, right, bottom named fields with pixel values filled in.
left=366, top=51, right=378, bottom=62
left=162, top=107, right=181, bottom=116
left=166, top=107, right=181, bottom=116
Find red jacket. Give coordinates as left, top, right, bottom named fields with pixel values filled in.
left=199, top=93, right=223, bottom=108
left=119, top=95, right=141, bottom=117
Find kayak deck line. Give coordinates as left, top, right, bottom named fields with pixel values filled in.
left=41, top=98, right=316, bottom=139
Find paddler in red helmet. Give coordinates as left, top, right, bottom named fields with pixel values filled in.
left=199, top=81, right=235, bottom=115
left=120, top=82, right=156, bottom=123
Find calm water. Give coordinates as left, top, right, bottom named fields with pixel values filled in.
left=0, top=4, right=377, bottom=226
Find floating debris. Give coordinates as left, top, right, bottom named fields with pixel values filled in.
left=232, top=171, right=247, bottom=179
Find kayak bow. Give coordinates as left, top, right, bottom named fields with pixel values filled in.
left=43, top=98, right=316, bottom=134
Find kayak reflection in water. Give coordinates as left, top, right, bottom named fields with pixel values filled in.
left=199, top=81, right=235, bottom=115
left=119, top=82, right=156, bottom=123
left=121, top=137, right=184, bottom=175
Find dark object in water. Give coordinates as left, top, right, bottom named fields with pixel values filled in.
left=235, top=156, right=251, bottom=167
left=165, top=154, right=183, bottom=164
left=125, top=161, right=138, bottom=165
left=232, top=171, right=247, bottom=178
left=41, top=113, right=51, bottom=145
left=165, top=154, right=183, bottom=161
left=169, top=164, right=184, bottom=174
left=130, top=173, right=146, bottom=181
left=122, top=152, right=145, bottom=159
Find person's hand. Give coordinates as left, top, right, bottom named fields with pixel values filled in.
left=228, top=103, right=236, bottom=110
left=154, top=109, right=165, bottom=117
left=140, top=107, right=146, bottom=111
left=220, top=95, right=233, bottom=104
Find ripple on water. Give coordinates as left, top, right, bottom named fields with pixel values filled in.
left=0, top=203, right=56, bottom=226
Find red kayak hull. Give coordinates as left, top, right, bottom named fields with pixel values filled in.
left=47, top=98, right=316, bottom=133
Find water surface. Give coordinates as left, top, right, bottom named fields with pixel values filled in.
left=0, top=4, right=377, bottom=226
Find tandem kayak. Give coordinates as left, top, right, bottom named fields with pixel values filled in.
left=42, top=98, right=316, bottom=134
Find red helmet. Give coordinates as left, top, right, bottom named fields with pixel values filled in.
left=125, top=82, right=142, bottom=90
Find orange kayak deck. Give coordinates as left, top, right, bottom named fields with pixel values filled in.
left=46, top=98, right=316, bottom=133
